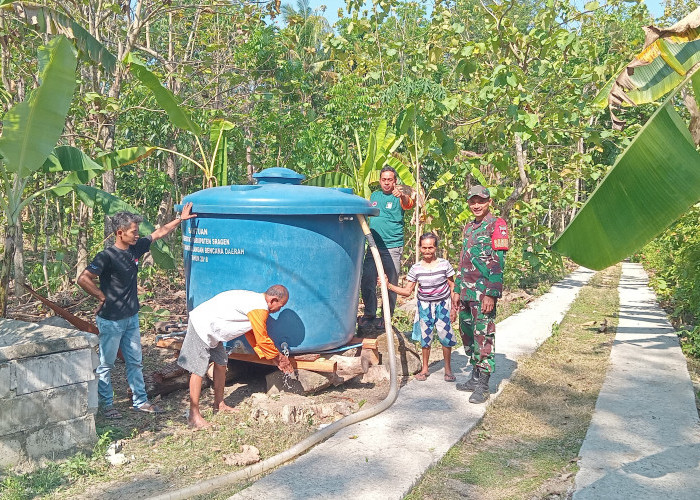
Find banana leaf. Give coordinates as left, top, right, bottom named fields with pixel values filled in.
left=210, top=119, right=234, bottom=186
left=0, top=36, right=76, bottom=178
left=124, top=53, right=201, bottom=135
left=304, top=171, right=355, bottom=190
left=69, top=185, right=176, bottom=269
left=42, top=145, right=103, bottom=195
left=552, top=101, right=700, bottom=270
left=42, top=145, right=157, bottom=196
left=11, top=4, right=117, bottom=74
left=95, top=146, right=157, bottom=170
left=595, top=8, right=700, bottom=127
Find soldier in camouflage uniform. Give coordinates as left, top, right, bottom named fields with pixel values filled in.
left=452, top=185, right=508, bottom=403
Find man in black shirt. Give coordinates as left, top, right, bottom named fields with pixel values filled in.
left=78, top=203, right=196, bottom=418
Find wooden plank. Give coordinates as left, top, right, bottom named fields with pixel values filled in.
left=228, top=353, right=337, bottom=373
left=156, top=338, right=183, bottom=350
left=362, top=338, right=378, bottom=349
left=349, top=336, right=378, bottom=349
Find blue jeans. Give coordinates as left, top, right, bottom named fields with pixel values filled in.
left=96, top=313, right=148, bottom=408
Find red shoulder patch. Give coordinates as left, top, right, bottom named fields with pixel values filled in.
left=492, top=218, right=509, bottom=251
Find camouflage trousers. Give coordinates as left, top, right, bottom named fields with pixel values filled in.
left=459, top=299, right=496, bottom=373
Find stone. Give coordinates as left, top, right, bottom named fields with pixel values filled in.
left=223, top=445, right=260, bottom=466
left=0, top=436, right=23, bottom=468
left=397, top=297, right=417, bottom=313
left=0, top=319, right=93, bottom=362
left=0, top=382, right=89, bottom=435
left=37, top=316, right=75, bottom=329
left=14, top=349, right=94, bottom=395
left=266, top=369, right=341, bottom=395
left=87, top=379, right=99, bottom=413
left=358, top=365, right=390, bottom=384
left=0, top=361, right=11, bottom=398
left=106, top=453, right=129, bottom=466
left=24, top=415, right=96, bottom=460
left=0, top=319, right=97, bottom=468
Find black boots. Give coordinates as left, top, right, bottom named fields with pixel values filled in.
left=457, top=366, right=480, bottom=392
left=456, top=366, right=491, bottom=403
left=469, top=372, right=490, bottom=404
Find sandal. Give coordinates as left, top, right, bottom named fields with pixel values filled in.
left=102, top=406, right=122, bottom=419
left=414, top=372, right=429, bottom=381
left=133, top=402, right=165, bottom=414
left=444, top=374, right=456, bottom=382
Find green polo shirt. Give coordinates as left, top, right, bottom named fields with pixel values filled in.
left=369, top=190, right=408, bottom=249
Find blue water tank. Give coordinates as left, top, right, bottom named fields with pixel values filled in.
left=179, top=168, right=379, bottom=354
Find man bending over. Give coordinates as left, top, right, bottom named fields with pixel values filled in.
left=178, top=285, right=293, bottom=428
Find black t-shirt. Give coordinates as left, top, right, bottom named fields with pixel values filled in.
left=86, top=236, right=152, bottom=320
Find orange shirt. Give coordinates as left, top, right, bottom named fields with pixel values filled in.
left=244, top=309, right=280, bottom=359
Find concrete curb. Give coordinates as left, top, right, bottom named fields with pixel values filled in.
left=230, top=267, right=595, bottom=499
left=573, top=263, right=700, bottom=499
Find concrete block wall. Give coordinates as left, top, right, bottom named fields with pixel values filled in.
left=0, top=319, right=99, bottom=468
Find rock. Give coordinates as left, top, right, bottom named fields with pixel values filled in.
left=36, top=316, right=76, bottom=329
left=106, top=441, right=123, bottom=455
left=359, top=365, right=390, bottom=384
left=105, top=453, right=129, bottom=466
left=223, top=445, right=260, bottom=466
left=266, top=369, right=341, bottom=395
left=248, top=393, right=358, bottom=424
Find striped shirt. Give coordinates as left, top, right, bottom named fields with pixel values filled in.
left=407, top=258, right=455, bottom=302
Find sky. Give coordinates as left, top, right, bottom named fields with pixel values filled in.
left=297, top=0, right=667, bottom=28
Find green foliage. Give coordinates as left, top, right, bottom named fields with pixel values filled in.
left=0, top=464, right=64, bottom=499
left=678, top=327, right=700, bottom=358
left=71, top=185, right=176, bottom=269
left=0, top=429, right=118, bottom=499
left=125, top=53, right=201, bottom=135
left=637, top=206, right=700, bottom=328
left=305, top=120, right=412, bottom=198
left=0, top=36, right=77, bottom=180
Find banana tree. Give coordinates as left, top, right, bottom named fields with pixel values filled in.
left=125, top=54, right=235, bottom=188
left=0, top=36, right=77, bottom=316
left=304, top=119, right=415, bottom=197
left=553, top=8, right=700, bottom=270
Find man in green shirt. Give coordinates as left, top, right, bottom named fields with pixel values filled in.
left=359, top=166, right=415, bottom=329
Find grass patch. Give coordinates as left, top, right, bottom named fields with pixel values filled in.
left=406, top=264, right=621, bottom=500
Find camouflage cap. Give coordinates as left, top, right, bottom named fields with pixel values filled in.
left=467, top=185, right=490, bottom=199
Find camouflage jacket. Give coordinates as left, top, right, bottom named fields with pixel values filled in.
left=454, top=213, right=509, bottom=302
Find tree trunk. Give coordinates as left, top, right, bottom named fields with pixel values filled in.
left=502, top=134, right=530, bottom=220
left=75, top=200, right=91, bottom=280
left=245, top=125, right=255, bottom=182
left=1, top=223, right=16, bottom=317
left=13, top=217, right=25, bottom=298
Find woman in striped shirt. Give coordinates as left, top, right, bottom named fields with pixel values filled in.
left=385, top=232, right=458, bottom=382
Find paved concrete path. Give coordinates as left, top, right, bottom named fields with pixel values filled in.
left=574, top=263, right=700, bottom=499
left=231, top=267, right=595, bottom=500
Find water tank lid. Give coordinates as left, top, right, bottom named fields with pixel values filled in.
left=253, top=168, right=305, bottom=185
left=180, top=169, right=380, bottom=216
